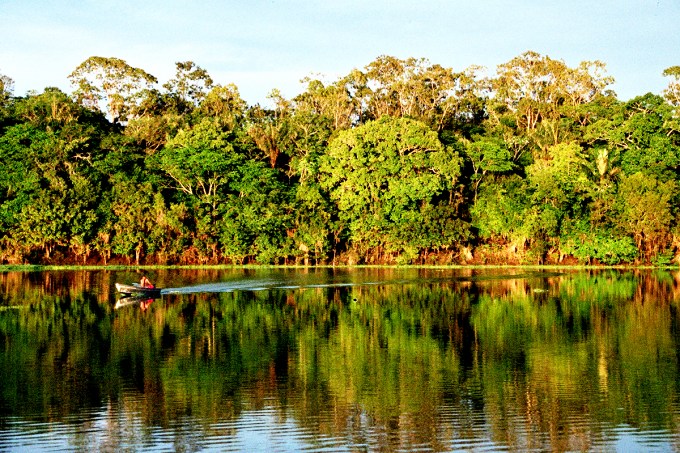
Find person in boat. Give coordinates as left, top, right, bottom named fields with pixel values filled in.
left=140, top=274, right=154, bottom=288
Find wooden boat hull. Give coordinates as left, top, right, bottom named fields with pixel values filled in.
left=115, top=283, right=162, bottom=296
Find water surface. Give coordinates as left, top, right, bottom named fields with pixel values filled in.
left=0, top=267, right=679, bottom=451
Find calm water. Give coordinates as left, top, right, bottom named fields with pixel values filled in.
left=0, top=267, right=679, bottom=452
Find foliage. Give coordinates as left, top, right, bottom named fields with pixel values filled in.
left=470, top=175, right=530, bottom=242
left=319, top=116, right=462, bottom=262
left=69, top=56, right=158, bottom=124
left=0, top=52, right=679, bottom=264
left=559, top=221, right=638, bottom=264
left=614, top=172, right=676, bottom=260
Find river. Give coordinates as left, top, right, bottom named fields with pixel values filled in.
left=0, top=267, right=678, bottom=451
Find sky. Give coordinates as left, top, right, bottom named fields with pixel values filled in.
left=1, top=0, right=679, bottom=107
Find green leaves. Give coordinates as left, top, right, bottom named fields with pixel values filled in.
left=663, top=66, right=680, bottom=107
left=69, top=56, right=158, bottom=124
left=471, top=175, right=529, bottom=241
left=527, top=143, right=591, bottom=204
left=560, top=224, right=638, bottom=265
left=163, top=61, right=214, bottom=106
left=615, top=172, right=676, bottom=260
left=153, top=118, right=238, bottom=205
left=1, top=53, right=680, bottom=264
left=463, top=136, right=513, bottom=199
left=0, top=71, right=14, bottom=112
left=320, top=116, right=462, bottom=261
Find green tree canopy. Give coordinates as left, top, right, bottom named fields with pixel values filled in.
left=152, top=118, right=242, bottom=210
left=320, top=116, right=462, bottom=261
left=614, top=172, right=676, bottom=261
left=69, top=56, right=158, bottom=124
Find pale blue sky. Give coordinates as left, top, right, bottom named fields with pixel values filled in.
left=1, top=0, right=678, bottom=106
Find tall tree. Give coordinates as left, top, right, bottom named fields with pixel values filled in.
left=198, top=84, right=247, bottom=130
left=599, top=94, right=680, bottom=182
left=163, top=61, right=214, bottom=106
left=662, top=66, right=680, bottom=107
left=0, top=88, right=109, bottom=262
left=662, top=66, right=680, bottom=136
left=490, top=51, right=614, bottom=155
left=358, top=56, right=487, bottom=132
left=0, top=71, right=13, bottom=110
left=69, top=56, right=158, bottom=124
left=247, top=90, right=290, bottom=168
left=125, top=62, right=215, bottom=153
left=153, top=118, right=241, bottom=211
left=295, top=73, right=362, bottom=130
left=462, top=136, right=513, bottom=200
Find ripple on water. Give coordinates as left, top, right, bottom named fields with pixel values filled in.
left=203, top=407, right=334, bottom=452
left=588, top=424, right=678, bottom=453
left=0, top=413, right=117, bottom=452
left=3, top=403, right=679, bottom=452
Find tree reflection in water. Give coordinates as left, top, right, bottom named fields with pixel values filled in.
left=0, top=268, right=678, bottom=451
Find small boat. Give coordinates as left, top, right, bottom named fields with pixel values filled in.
left=115, top=282, right=162, bottom=296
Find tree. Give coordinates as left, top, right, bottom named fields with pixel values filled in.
left=319, top=116, right=462, bottom=262
left=124, top=90, right=182, bottom=153
left=0, top=71, right=13, bottom=110
left=470, top=175, right=530, bottom=243
left=288, top=182, right=333, bottom=264
left=4, top=53, right=680, bottom=265
left=524, top=142, right=592, bottom=260
left=218, top=160, right=291, bottom=264
left=430, top=64, right=488, bottom=133
left=11, top=190, right=68, bottom=260
left=294, top=73, right=362, bottom=130
left=281, top=111, right=333, bottom=182
left=597, top=94, right=680, bottom=182
left=65, top=173, right=100, bottom=263
left=109, top=180, right=158, bottom=264
left=198, top=84, right=247, bottom=129
left=491, top=51, right=614, bottom=155
left=350, top=56, right=488, bottom=133
left=153, top=118, right=241, bottom=211
left=662, top=66, right=680, bottom=136
left=276, top=109, right=335, bottom=263
left=69, top=56, right=158, bottom=124
left=527, top=142, right=591, bottom=210
left=0, top=124, right=43, bottom=231
left=363, top=55, right=436, bottom=120
left=247, top=90, right=290, bottom=168
left=0, top=89, right=109, bottom=262
left=462, top=136, right=513, bottom=200
left=0, top=72, right=12, bottom=134
left=559, top=220, right=637, bottom=265
left=662, top=66, right=680, bottom=107
left=582, top=146, right=621, bottom=229
left=163, top=61, right=213, bottom=106
left=614, top=172, right=676, bottom=261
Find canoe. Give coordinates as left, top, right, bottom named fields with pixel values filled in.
left=115, top=282, right=162, bottom=296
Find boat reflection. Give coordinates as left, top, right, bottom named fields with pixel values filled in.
left=114, top=294, right=160, bottom=311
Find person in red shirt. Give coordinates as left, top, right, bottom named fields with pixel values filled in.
left=140, top=274, right=154, bottom=288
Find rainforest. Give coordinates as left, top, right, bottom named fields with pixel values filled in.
left=0, top=52, right=679, bottom=265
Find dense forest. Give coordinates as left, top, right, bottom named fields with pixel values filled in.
left=0, top=52, right=679, bottom=265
